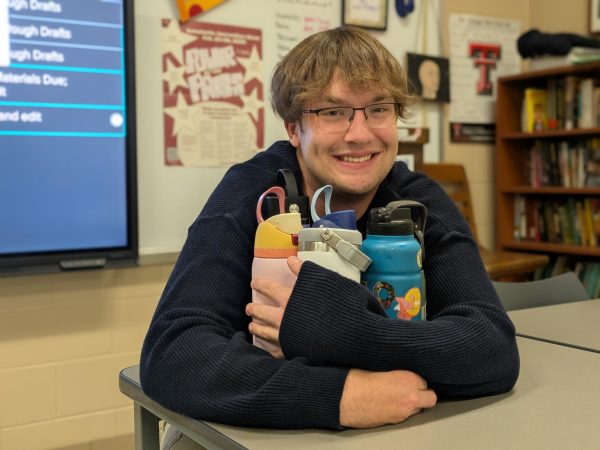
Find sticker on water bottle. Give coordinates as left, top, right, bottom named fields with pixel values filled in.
left=373, top=282, right=422, bottom=320
left=402, top=288, right=421, bottom=318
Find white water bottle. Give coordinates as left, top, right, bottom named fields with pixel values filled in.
left=297, top=185, right=371, bottom=281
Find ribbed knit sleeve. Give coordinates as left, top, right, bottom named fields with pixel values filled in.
left=140, top=143, right=349, bottom=429
left=279, top=172, right=520, bottom=398
left=140, top=143, right=519, bottom=431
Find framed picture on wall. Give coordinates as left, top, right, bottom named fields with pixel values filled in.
left=342, top=0, right=388, bottom=31
left=406, top=53, right=451, bottom=103
left=591, top=0, right=600, bottom=34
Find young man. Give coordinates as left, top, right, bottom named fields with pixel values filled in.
left=140, top=27, right=519, bottom=433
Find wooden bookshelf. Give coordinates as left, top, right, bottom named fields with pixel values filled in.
left=496, top=62, right=600, bottom=258
left=501, top=127, right=600, bottom=140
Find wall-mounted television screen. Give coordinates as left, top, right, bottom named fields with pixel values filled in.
left=0, top=0, right=137, bottom=275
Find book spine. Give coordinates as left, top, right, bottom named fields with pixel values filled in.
left=564, top=76, right=577, bottom=130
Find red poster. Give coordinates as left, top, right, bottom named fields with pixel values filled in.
left=161, top=19, right=264, bottom=166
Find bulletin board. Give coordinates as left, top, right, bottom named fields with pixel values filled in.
left=134, top=0, right=442, bottom=260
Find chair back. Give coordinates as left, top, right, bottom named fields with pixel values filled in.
left=492, top=271, right=589, bottom=311
left=421, top=162, right=549, bottom=280
left=421, top=163, right=479, bottom=244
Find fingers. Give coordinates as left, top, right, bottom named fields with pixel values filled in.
left=340, top=369, right=438, bottom=428
left=287, top=255, right=303, bottom=275
left=248, top=320, right=279, bottom=344
left=251, top=278, right=293, bottom=308
left=248, top=270, right=298, bottom=358
left=420, top=389, right=438, bottom=409
left=411, top=377, right=437, bottom=413
left=246, top=303, right=283, bottom=328
left=246, top=303, right=284, bottom=350
left=392, top=371, right=437, bottom=416
left=400, top=369, right=429, bottom=391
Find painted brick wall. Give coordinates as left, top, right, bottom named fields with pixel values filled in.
left=0, top=2, right=590, bottom=449
left=0, top=264, right=172, bottom=450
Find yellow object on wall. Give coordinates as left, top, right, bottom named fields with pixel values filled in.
left=176, top=0, right=226, bottom=22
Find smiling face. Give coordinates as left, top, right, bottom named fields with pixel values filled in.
left=285, top=74, right=398, bottom=215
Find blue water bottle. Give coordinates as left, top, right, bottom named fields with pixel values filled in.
left=361, top=201, right=427, bottom=321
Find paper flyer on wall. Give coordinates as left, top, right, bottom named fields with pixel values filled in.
left=449, top=13, right=521, bottom=125
left=161, top=19, right=264, bottom=167
left=271, top=0, right=335, bottom=61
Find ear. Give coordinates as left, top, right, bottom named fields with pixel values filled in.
left=284, top=120, right=301, bottom=148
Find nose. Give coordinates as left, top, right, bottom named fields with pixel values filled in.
left=344, top=109, right=373, bottom=142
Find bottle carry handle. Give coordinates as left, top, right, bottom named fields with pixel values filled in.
left=318, top=228, right=372, bottom=272
left=256, top=186, right=286, bottom=223
left=386, top=200, right=427, bottom=258
left=310, top=184, right=333, bottom=222
left=277, top=169, right=301, bottom=210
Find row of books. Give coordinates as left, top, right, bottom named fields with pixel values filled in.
left=527, top=138, right=600, bottom=188
left=535, top=255, right=600, bottom=299
left=513, top=195, right=600, bottom=246
left=521, top=76, right=600, bottom=132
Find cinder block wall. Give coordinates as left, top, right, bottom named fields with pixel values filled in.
left=0, top=264, right=171, bottom=450
left=0, top=2, right=589, bottom=450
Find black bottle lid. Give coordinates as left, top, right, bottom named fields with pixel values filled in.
left=367, top=206, right=414, bottom=236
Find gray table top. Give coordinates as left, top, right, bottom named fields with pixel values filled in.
left=120, top=337, right=600, bottom=449
left=508, top=298, right=600, bottom=353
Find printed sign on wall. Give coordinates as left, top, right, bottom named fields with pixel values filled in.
left=161, top=19, right=264, bottom=167
left=449, top=13, right=521, bottom=124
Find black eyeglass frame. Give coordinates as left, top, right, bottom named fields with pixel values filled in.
left=301, top=102, right=401, bottom=121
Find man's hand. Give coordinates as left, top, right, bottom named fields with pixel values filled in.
left=247, top=256, right=303, bottom=357
left=340, top=369, right=437, bottom=428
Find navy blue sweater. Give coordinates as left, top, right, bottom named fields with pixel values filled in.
left=140, top=141, right=519, bottom=429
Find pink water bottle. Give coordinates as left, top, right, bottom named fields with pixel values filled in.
left=251, top=186, right=303, bottom=352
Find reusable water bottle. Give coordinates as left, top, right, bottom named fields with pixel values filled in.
left=361, top=201, right=427, bottom=321
left=261, top=169, right=310, bottom=225
left=297, top=185, right=371, bottom=282
left=252, top=186, right=303, bottom=352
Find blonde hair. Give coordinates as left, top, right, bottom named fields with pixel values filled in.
left=271, top=26, right=415, bottom=123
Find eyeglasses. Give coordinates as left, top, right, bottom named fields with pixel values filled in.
left=302, top=102, right=400, bottom=133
